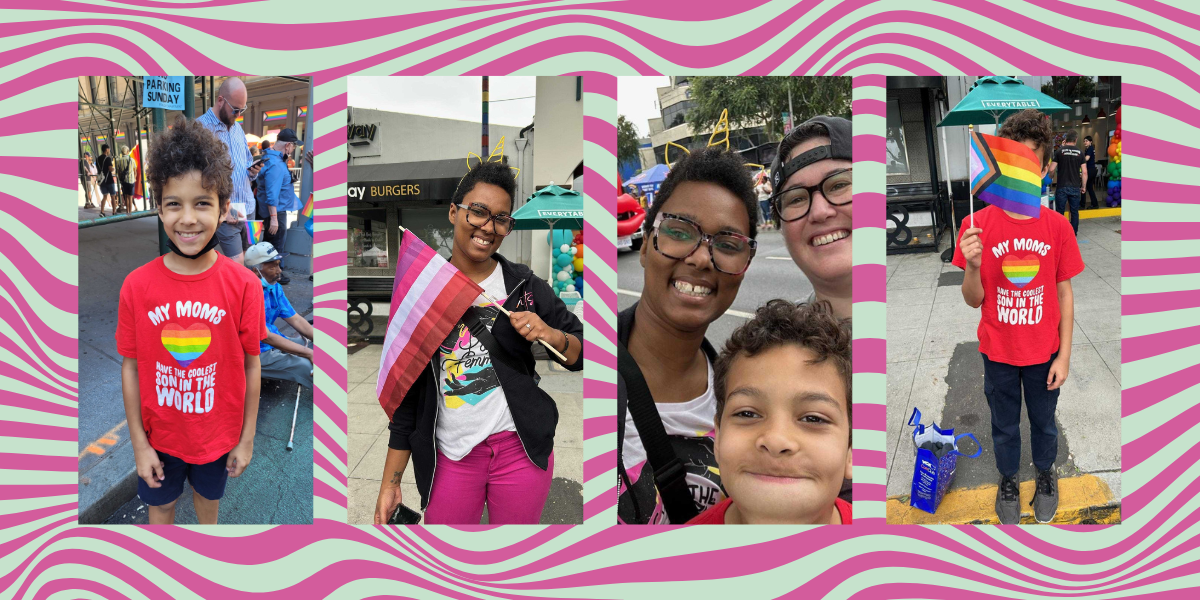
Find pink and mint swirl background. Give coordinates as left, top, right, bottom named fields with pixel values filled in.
left=1, top=1, right=1197, bottom=597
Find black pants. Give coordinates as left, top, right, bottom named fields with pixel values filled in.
left=258, top=203, right=288, bottom=253
left=982, top=352, right=1060, bottom=477
left=1085, top=167, right=1099, bottom=207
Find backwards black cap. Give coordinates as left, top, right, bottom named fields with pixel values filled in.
left=769, top=115, right=852, bottom=191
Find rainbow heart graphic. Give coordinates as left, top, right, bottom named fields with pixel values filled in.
left=1001, top=254, right=1040, bottom=288
left=161, top=323, right=211, bottom=368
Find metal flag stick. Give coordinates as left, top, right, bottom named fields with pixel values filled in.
left=478, top=290, right=570, bottom=363
left=286, top=385, right=301, bottom=451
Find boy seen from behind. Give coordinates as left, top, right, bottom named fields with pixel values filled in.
left=953, top=109, right=1085, bottom=524
left=689, top=300, right=852, bottom=525
left=117, top=117, right=268, bottom=524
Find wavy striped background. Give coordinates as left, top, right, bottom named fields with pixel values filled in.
left=2, top=1, right=1198, bottom=597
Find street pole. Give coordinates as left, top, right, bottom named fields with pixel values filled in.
left=154, top=104, right=168, bottom=256
left=482, top=76, right=489, bottom=157
left=788, top=81, right=795, bottom=134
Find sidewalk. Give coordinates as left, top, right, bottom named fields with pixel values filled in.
left=885, top=215, right=1122, bottom=524
left=345, top=343, right=584, bottom=524
left=78, top=200, right=316, bottom=524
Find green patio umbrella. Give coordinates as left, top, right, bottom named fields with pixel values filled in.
left=934, top=77, right=1072, bottom=247
left=937, top=76, right=1071, bottom=128
left=511, top=184, right=584, bottom=230
left=511, top=184, right=584, bottom=281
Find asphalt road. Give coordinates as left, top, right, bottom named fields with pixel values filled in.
left=616, top=228, right=813, bottom=349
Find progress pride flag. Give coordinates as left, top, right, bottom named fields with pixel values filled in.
left=376, top=231, right=481, bottom=419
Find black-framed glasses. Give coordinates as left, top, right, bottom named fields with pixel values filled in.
left=652, top=213, right=757, bottom=275
left=771, top=168, right=853, bottom=222
left=456, top=203, right=516, bottom=235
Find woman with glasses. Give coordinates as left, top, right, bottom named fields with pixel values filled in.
left=767, top=115, right=854, bottom=319
left=617, top=147, right=760, bottom=524
left=375, top=161, right=584, bottom=525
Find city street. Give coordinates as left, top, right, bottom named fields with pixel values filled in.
left=885, top=215, right=1122, bottom=524
left=617, top=228, right=813, bottom=349
left=345, top=343, right=584, bottom=524
left=78, top=190, right=314, bottom=524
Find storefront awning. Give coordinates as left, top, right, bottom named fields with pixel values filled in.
left=348, top=158, right=466, bottom=202
left=349, top=158, right=464, bottom=183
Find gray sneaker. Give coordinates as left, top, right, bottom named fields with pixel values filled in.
left=996, top=475, right=1020, bottom=524
left=1032, top=468, right=1059, bottom=523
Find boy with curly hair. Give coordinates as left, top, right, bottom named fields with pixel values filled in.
left=116, top=117, right=268, bottom=524
left=688, top=300, right=852, bottom=525
left=952, top=109, right=1085, bottom=524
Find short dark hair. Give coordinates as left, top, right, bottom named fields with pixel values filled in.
left=148, top=116, right=232, bottom=211
left=101, top=144, right=110, bottom=153
left=261, top=140, right=271, bottom=150
left=713, top=300, right=852, bottom=443
left=1084, top=135, right=1093, bottom=143
left=997, top=109, right=1055, bottom=169
left=643, top=147, right=757, bottom=239
left=452, top=160, right=516, bottom=213
left=1063, top=130, right=1079, bottom=143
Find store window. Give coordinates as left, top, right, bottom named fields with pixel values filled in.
left=886, top=99, right=910, bottom=175
left=401, top=207, right=455, bottom=260
left=348, top=214, right=389, bottom=268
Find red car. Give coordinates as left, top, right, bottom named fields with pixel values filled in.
left=616, top=193, right=645, bottom=251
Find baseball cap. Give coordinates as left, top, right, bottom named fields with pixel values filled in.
left=769, top=115, right=852, bottom=191
left=276, top=128, right=301, bottom=144
left=245, top=242, right=288, bottom=267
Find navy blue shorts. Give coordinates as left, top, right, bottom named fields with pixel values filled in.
left=137, top=450, right=230, bottom=506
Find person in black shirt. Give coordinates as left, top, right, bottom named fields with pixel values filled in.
left=1083, top=136, right=1099, bottom=209
left=1049, top=130, right=1087, bottom=235
left=97, top=144, right=119, bottom=217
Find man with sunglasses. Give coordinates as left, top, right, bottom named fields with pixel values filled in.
left=197, top=77, right=262, bottom=266
left=767, top=115, right=854, bottom=319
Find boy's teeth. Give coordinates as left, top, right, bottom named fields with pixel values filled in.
left=813, top=230, right=848, bottom=247
left=673, top=280, right=713, bottom=296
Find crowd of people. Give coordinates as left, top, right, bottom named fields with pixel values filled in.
left=616, top=115, right=855, bottom=525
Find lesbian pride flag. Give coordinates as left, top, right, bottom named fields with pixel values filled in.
left=970, top=130, right=1042, bottom=219
left=376, top=231, right=482, bottom=419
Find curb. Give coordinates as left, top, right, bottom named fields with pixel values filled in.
left=886, top=474, right=1120, bottom=525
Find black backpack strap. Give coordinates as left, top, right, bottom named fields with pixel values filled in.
left=461, top=306, right=538, bottom=385
left=617, top=342, right=699, bottom=523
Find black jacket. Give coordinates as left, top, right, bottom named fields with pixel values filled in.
left=388, top=253, right=584, bottom=510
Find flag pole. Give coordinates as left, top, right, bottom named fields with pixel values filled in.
left=398, top=225, right=570, bottom=363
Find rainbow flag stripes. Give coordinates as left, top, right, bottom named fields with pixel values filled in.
left=301, top=194, right=313, bottom=220
left=298, top=106, right=307, bottom=118
left=264, top=109, right=287, bottom=122
left=246, top=220, right=264, bottom=244
left=1001, top=254, right=1041, bottom=288
left=970, top=131, right=1043, bottom=218
left=161, top=323, right=211, bottom=368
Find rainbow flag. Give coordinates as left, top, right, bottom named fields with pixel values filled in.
left=235, top=114, right=244, bottom=124
left=298, top=106, right=307, bottom=118
left=376, top=230, right=482, bottom=419
left=300, top=193, right=313, bottom=220
left=264, top=109, right=287, bottom=122
left=246, top=220, right=264, bottom=244
left=970, top=131, right=1042, bottom=218
left=128, top=144, right=144, bottom=199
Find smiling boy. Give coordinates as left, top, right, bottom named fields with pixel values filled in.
left=688, top=300, right=852, bottom=525
left=116, top=117, right=267, bottom=524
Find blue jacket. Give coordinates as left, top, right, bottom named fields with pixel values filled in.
left=255, top=149, right=300, bottom=211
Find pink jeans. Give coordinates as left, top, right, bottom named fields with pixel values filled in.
left=423, top=431, right=553, bottom=525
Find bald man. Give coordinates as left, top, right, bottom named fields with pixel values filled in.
left=196, top=77, right=262, bottom=264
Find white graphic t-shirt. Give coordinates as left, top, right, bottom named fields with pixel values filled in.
left=435, top=262, right=517, bottom=461
left=618, top=359, right=725, bottom=524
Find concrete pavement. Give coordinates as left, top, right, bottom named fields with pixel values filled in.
left=345, top=342, right=584, bottom=524
left=886, top=215, right=1122, bottom=524
left=78, top=190, right=315, bottom=524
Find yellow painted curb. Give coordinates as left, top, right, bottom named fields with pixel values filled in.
left=1079, top=207, right=1121, bottom=219
left=886, top=474, right=1120, bottom=525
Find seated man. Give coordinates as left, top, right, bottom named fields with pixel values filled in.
left=245, top=242, right=313, bottom=389
left=688, top=299, right=852, bottom=524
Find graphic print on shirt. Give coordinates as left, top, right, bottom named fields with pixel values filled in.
left=148, top=300, right=227, bottom=415
left=991, top=237, right=1050, bottom=325
left=619, top=431, right=725, bottom=524
left=439, top=303, right=504, bottom=409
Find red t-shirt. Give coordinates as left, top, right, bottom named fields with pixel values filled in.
left=687, top=497, right=853, bottom=524
left=117, top=255, right=267, bottom=464
left=952, top=205, right=1085, bottom=366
